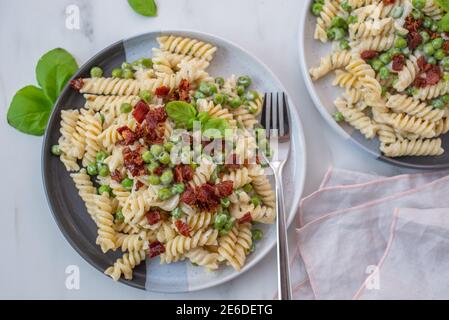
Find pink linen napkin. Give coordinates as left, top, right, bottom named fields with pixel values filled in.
left=283, top=168, right=449, bottom=300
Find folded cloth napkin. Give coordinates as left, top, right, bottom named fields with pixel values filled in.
left=283, top=167, right=449, bottom=300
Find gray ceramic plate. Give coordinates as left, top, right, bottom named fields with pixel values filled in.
left=42, top=30, right=307, bottom=292
left=299, top=0, right=449, bottom=169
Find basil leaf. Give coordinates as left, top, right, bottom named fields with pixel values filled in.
left=202, top=118, right=230, bottom=138
left=36, top=48, right=78, bottom=103
left=7, top=85, right=53, bottom=136
left=439, top=12, right=449, bottom=32
left=128, top=0, right=158, bottom=17
left=166, top=101, right=197, bottom=129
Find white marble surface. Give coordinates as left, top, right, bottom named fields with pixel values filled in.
left=0, top=0, right=415, bottom=299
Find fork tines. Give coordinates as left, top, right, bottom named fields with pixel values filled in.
left=261, top=92, right=291, bottom=139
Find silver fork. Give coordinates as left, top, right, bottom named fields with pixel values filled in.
left=260, top=92, right=292, bottom=300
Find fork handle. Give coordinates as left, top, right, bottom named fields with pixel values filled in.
left=274, top=166, right=292, bottom=300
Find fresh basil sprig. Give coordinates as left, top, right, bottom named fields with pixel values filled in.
left=435, top=0, right=449, bottom=31
left=165, top=101, right=230, bottom=136
left=128, top=0, right=158, bottom=17
left=7, top=48, right=78, bottom=136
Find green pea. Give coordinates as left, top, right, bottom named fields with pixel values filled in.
left=423, top=17, right=432, bottom=29
left=395, top=37, right=407, bottom=49
left=224, top=217, right=235, bottom=231
left=420, top=31, right=430, bottom=43
left=327, top=27, right=345, bottom=41
left=220, top=197, right=230, bottom=208
left=51, top=144, right=61, bottom=156
left=150, top=144, right=164, bottom=157
left=140, top=58, right=153, bottom=68
left=347, top=15, right=357, bottom=24
left=164, top=141, right=174, bottom=152
left=148, top=175, right=160, bottom=185
left=158, top=188, right=172, bottom=200
left=199, top=81, right=212, bottom=96
left=141, top=150, right=153, bottom=163
left=121, top=62, right=132, bottom=70
left=229, top=96, right=242, bottom=109
left=213, top=93, right=225, bottom=105
left=121, top=178, right=134, bottom=190
left=387, top=48, right=402, bottom=59
left=120, top=102, right=132, bottom=113
left=215, top=77, right=225, bottom=87
left=160, top=169, right=174, bottom=185
left=379, top=67, right=390, bottom=80
left=214, top=214, right=228, bottom=230
left=242, top=184, right=253, bottom=193
left=391, top=6, right=404, bottom=19
left=249, top=242, right=256, bottom=253
left=112, top=68, right=123, bottom=78
left=251, top=196, right=261, bottom=207
left=237, top=76, right=252, bottom=88
left=115, top=210, right=124, bottom=222
left=147, top=162, right=159, bottom=174
left=87, top=162, right=98, bottom=176
left=158, top=151, right=170, bottom=165
left=432, top=38, right=444, bottom=50
left=96, top=151, right=108, bottom=163
left=194, top=91, right=206, bottom=100
left=123, top=69, right=134, bottom=79
left=97, top=164, right=110, bottom=177
left=442, top=57, right=449, bottom=69
left=339, top=39, right=350, bottom=50
left=427, top=57, right=437, bottom=65
left=435, top=49, right=446, bottom=60
left=379, top=53, right=391, bottom=64
left=245, top=90, right=258, bottom=102
left=139, top=90, right=152, bottom=103
left=371, top=59, right=384, bottom=71
left=413, top=0, right=426, bottom=10
left=341, top=1, right=351, bottom=12
left=209, top=84, right=218, bottom=95
left=312, top=3, right=323, bottom=16
left=411, top=9, right=423, bottom=20
left=90, top=66, right=103, bottom=78
left=252, top=229, right=263, bottom=241
left=171, top=208, right=182, bottom=219
left=332, top=16, right=348, bottom=30
left=171, top=183, right=185, bottom=194
left=237, top=85, right=245, bottom=96
left=98, top=185, right=111, bottom=195
left=433, top=99, right=445, bottom=109
left=442, top=94, right=449, bottom=103
left=334, top=111, right=345, bottom=122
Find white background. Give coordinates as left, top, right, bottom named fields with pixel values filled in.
left=0, top=0, right=414, bottom=299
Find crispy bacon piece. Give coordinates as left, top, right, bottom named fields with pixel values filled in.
left=238, top=212, right=253, bottom=224
left=360, top=50, right=379, bottom=61
left=70, top=78, right=84, bottom=91
left=196, top=183, right=218, bottom=211
left=181, top=185, right=196, bottom=205
left=148, top=241, right=165, bottom=258
left=414, top=56, right=442, bottom=88
left=122, top=146, right=146, bottom=177
left=175, top=220, right=191, bottom=237
left=426, top=65, right=442, bottom=86
left=143, top=107, right=168, bottom=145
left=155, top=86, right=170, bottom=97
left=174, top=164, right=194, bottom=183
left=407, top=31, right=422, bottom=50
left=132, top=100, right=150, bottom=123
left=417, top=56, right=427, bottom=71
left=111, top=170, right=123, bottom=182
left=153, top=165, right=165, bottom=176
left=117, top=125, right=142, bottom=145
left=392, top=54, right=405, bottom=72
left=404, top=15, right=422, bottom=33
left=443, top=41, right=449, bottom=54
left=215, top=181, right=234, bottom=198
left=135, top=180, right=144, bottom=191
left=146, top=210, right=162, bottom=225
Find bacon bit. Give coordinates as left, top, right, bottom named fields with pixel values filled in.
left=143, top=107, right=168, bottom=145
left=178, top=79, right=191, bottom=102
left=70, top=78, right=84, bottom=91
left=135, top=180, right=144, bottom=191
left=155, top=86, right=170, bottom=97
left=174, top=164, right=194, bottom=183
left=360, top=50, right=379, bottom=61
left=443, top=41, right=449, bottom=54
left=238, top=212, right=252, bottom=224
left=215, top=181, right=234, bottom=198
left=392, top=54, right=405, bottom=72
left=153, top=165, right=165, bottom=176
left=404, top=15, right=423, bottom=33
left=148, top=241, right=165, bottom=258
left=175, top=220, right=191, bottom=237
left=426, top=65, right=442, bottom=86
left=122, top=146, right=146, bottom=177
left=117, top=125, right=142, bottom=145
left=181, top=185, right=196, bottom=205
left=111, top=170, right=123, bottom=182
left=146, top=210, right=162, bottom=225
left=196, top=183, right=218, bottom=211
left=407, top=31, right=422, bottom=50
left=417, top=56, right=427, bottom=71
left=132, top=100, right=150, bottom=124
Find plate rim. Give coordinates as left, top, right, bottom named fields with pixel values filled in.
left=42, top=28, right=307, bottom=292
left=298, top=0, right=449, bottom=170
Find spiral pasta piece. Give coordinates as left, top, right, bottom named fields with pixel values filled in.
left=387, top=113, right=436, bottom=138
left=349, top=18, right=394, bottom=40
left=393, top=55, right=419, bottom=92
left=422, top=0, right=444, bottom=20
left=197, top=99, right=237, bottom=128
left=81, top=112, right=103, bottom=167
left=104, top=250, right=146, bottom=281
left=152, top=48, right=210, bottom=72
left=353, top=33, right=397, bottom=52
left=314, top=0, right=343, bottom=42
left=115, top=231, right=148, bottom=252
left=381, top=138, right=444, bottom=157
left=386, top=94, right=445, bottom=122
left=157, top=35, right=217, bottom=61
left=230, top=106, right=258, bottom=129
left=219, top=167, right=252, bottom=189
left=70, top=169, right=97, bottom=219
left=80, top=78, right=140, bottom=96
left=335, top=98, right=377, bottom=139
left=187, top=211, right=215, bottom=232
left=333, top=70, right=359, bottom=90
left=248, top=165, right=275, bottom=208
left=231, top=222, right=253, bottom=271
left=309, top=50, right=352, bottom=80
left=217, top=225, right=240, bottom=268
left=93, top=193, right=116, bottom=253
left=185, top=248, right=220, bottom=270
left=413, top=81, right=449, bottom=101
